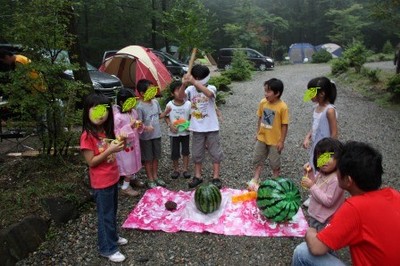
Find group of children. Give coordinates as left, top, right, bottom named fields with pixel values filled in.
left=80, top=64, right=223, bottom=262
left=79, top=57, right=357, bottom=262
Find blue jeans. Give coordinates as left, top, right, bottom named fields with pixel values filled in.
left=93, top=183, right=119, bottom=256
left=292, top=242, right=346, bottom=266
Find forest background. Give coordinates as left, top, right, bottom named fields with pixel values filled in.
left=1, top=0, right=399, bottom=67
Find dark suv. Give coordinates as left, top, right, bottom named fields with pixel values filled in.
left=217, top=48, right=274, bottom=71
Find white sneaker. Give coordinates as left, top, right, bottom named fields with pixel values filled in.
left=117, top=236, right=128, bottom=245
left=247, top=178, right=260, bottom=191
left=107, top=251, right=126, bottom=262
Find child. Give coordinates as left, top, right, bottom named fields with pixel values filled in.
left=136, top=79, right=171, bottom=188
left=179, top=64, right=224, bottom=189
left=80, top=93, right=127, bottom=262
left=165, top=80, right=192, bottom=179
left=113, top=88, right=145, bottom=197
left=247, top=78, right=289, bottom=191
left=302, top=76, right=338, bottom=205
left=301, top=137, right=345, bottom=231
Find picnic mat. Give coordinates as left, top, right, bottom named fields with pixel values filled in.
left=122, top=187, right=308, bottom=237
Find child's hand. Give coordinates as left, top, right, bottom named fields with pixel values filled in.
left=301, top=176, right=314, bottom=189
left=170, top=124, right=178, bottom=133
left=145, top=124, right=154, bottom=132
left=182, top=73, right=194, bottom=85
left=164, top=106, right=172, bottom=115
left=109, top=139, right=125, bottom=153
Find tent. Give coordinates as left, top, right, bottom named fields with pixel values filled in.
left=288, top=43, right=316, bottom=64
left=99, top=45, right=172, bottom=93
left=315, top=43, right=343, bottom=58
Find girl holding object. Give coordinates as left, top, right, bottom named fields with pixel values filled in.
left=113, top=88, right=145, bottom=197
left=301, top=138, right=345, bottom=231
left=80, top=93, right=128, bottom=263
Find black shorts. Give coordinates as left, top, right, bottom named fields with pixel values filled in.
left=170, top=135, right=190, bottom=160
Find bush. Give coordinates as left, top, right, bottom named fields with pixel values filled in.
left=209, top=75, right=232, bottom=92
left=387, top=74, right=400, bottom=99
left=331, top=58, right=349, bottom=75
left=382, top=40, right=394, bottom=54
left=222, top=50, right=252, bottom=81
left=342, top=41, right=369, bottom=73
left=361, top=67, right=380, bottom=83
left=312, top=49, right=332, bottom=63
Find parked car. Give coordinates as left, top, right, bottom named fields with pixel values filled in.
left=102, top=49, right=188, bottom=80
left=54, top=50, right=123, bottom=100
left=217, top=48, right=274, bottom=71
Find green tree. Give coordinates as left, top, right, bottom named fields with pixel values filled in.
left=161, top=0, right=214, bottom=60
left=326, top=4, right=370, bottom=46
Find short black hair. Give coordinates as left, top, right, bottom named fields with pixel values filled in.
left=136, top=79, right=153, bottom=94
left=313, top=137, right=343, bottom=171
left=191, top=64, right=210, bottom=80
left=264, top=78, right=284, bottom=98
left=338, top=141, right=383, bottom=191
left=117, top=88, right=135, bottom=110
left=0, top=49, right=13, bottom=59
left=169, top=80, right=182, bottom=94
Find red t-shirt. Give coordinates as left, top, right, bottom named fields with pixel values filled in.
left=317, top=188, right=400, bottom=266
left=80, top=131, right=119, bottom=189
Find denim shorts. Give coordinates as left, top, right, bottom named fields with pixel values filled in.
left=252, top=140, right=280, bottom=170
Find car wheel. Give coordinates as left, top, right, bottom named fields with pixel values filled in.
left=259, top=64, right=267, bottom=71
left=224, top=64, right=232, bottom=71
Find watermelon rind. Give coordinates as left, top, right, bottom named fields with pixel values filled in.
left=256, top=177, right=301, bottom=222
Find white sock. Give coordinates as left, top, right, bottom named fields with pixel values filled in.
left=122, top=181, right=130, bottom=190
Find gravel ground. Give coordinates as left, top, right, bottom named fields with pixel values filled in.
left=18, top=62, right=400, bottom=265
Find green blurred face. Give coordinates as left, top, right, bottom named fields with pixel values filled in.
left=89, top=104, right=109, bottom=125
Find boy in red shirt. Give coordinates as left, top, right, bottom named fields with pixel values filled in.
left=292, top=141, right=400, bottom=266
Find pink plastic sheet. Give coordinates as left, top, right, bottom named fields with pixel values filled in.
left=122, top=187, right=308, bottom=237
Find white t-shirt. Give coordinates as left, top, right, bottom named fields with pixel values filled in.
left=185, top=85, right=219, bottom=132
left=166, top=100, right=191, bottom=137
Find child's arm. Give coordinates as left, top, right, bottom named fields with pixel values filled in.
left=185, top=74, right=214, bottom=98
left=303, top=130, right=312, bottom=149
left=309, top=178, right=344, bottom=207
left=159, top=106, right=171, bottom=119
left=82, top=141, right=124, bottom=167
left=276, top=124, right=288, bottom=152
left=326, top=108, right=338, bottom=139
left=255, top=116, right=261, bottom=140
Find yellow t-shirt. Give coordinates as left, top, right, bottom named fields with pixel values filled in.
left=256, top=98, right=289, bottom=145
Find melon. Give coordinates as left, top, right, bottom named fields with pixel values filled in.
left=256, top=178, right=301, bottom=222
left=194, top=183, right=222, bottom=214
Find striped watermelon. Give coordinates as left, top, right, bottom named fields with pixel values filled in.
left=256, top=178, right=301, bottom=222
left=194, top=183, right=222, bottom=214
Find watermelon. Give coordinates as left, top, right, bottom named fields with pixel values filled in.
left=256, top=177, right=301, bottom=222
left=194, top=183, right=222, bottom=214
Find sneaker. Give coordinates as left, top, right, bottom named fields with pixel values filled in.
left=182, top=171, right=191, bottom=179
left=107, top=251, right=126, bottom=262
left=155, top=178, right=167, bottom=187
left=211, top=178, right=222, bottom=189
left=130, top=178, right=145, bottom=188
left=188, top=177, right=203, bottom=188
left=147, top=180, right=157, bottom=189
left=121, top=186, right=140, bottom=197
left=303, top=196, right=311, bottom=207
left=117, top=236, right=128, bottom=245
left=247, top=178, right=260, bottom=191
left=171, top=171, right=180, bottom=179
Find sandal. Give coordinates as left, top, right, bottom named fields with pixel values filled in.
left=188, top=177, right=203, bottom=188
left=171, top=171, right=180, bottom=179
left=147, top=180, right=157, bottom=189
left=211, top=178, right=222, bottom=189
left=155, top=178, right=167, bottom=187
left=182, top=171, right=191, bottom=179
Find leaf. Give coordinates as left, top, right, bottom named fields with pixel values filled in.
left=303, top=87, right=319, bottom=102
left=143, top=86, right=158, bottom=101
left=122, top=97, right=138, bottom=112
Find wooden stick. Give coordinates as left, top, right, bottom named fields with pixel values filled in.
left=187, top=48, right=197, bottom=73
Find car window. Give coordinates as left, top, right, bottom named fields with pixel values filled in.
left=247, top=50, right=259, bottom=57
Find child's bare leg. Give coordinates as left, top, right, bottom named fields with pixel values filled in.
left=144, top=161, right=154, bottom=180
left=272, top=167, right=280, bottom=178
left=173, top=159, right=180, bottom=172
left=212, top=162, right=220, bottom=179
left=253, top=165, right=263, bottom=182
left=152, top=159, right=159, bottom=179
left=182, top=155, right=189, bottom=172
left=194, top=162, right=202, bottom=178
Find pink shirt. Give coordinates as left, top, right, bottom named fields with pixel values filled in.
left=80, top=131, right=119, bottom=189
left=308, top=171, right=345, bottom=223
